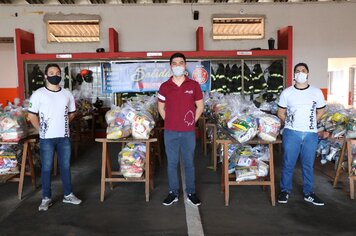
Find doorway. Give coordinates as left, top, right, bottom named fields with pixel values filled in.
left=328, top=57, right=356, bottom=108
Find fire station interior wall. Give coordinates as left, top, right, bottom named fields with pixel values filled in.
left=0, top=42, right=17, bottom=88
left=0, top=2, right=356, bottom=90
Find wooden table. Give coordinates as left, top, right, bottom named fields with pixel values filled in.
left=332, top=138, right=347, bottom=187
left=217, top=138, right=282, bottom=206
left=95, top=138, right=157, bottom=202
left=1, top=134, right=38, bottom=200
left=205, top=123, right=218, bottom=171
left=198, top=116, right=208, bottom=156
left=332, top=138, right=356, bottom=199
left=346, top=139, right=356, bottom=199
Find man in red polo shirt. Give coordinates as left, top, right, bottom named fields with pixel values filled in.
left=158, top=52, right=204, bottom=206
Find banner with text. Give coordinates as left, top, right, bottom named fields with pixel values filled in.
left=102, top=61, right=210, bottom=93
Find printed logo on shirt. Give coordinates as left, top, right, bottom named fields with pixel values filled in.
left=285, top=108, right=295, bottom=128
left=39, top=112, right=49, bottom=138
left=309, top=101, right=317, bottom=130
left=64, top=106, right=69, bottom=137
left=184, top=90, right=194, bottom=94
left=29, top=102, right=32, bottom=108
left=184, top=110, right=195, bottom=126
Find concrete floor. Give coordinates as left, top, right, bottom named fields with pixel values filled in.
left=1, top=141, right=356, bottom=236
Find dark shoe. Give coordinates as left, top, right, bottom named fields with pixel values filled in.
left=187, top=193, right=201, bottom=206
left=304, top=193, right=325, bottom=206
left=163, top=192, right=178, bottom=206
left=277, top=191, right=289, bottom=204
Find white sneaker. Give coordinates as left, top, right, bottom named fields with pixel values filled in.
left=63, top=193, right=82, bottom=205
left=38, top=197, right=52, bottom=211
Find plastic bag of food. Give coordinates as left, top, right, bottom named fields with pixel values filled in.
left=0, top=115, right=18, bottom=131
left=118, top=145, right=146, bottom=178
left=227, top=115, right=257, bottom=143
left=235, top=166, right=257, bottom=182
left=131, top=112, right=155, bottom=139
left=106, top=125, right=131, bottom=139
left=346, top=115, right=356, bottom=138
left=0, top=144, right=18, bottom=174
left=252, top=145, right=270, bottom=162
left=256, top=114, right=281, bottom=142
left=237, top=156, right=257, bottom=167
left=105, top=106, right=121, bottom=126
left=257, top=160, right=269, bottom=177
left=75, top=99, right=93, bottom=116
left=1, top=128, right=25, bottom=142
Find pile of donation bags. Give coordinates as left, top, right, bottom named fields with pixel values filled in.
left=204, top=92, right=281, bottom=182
left=105, top=95, right=157, bottom=140
left=204, top=92, right=281, bottom=144
left=316, top=104, right=356, bottom=166
left=0, top=100, right=30, bottom=174
left=105, top=95, right=158, bottom=178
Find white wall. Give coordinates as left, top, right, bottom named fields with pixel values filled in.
left=0, top=43, right=17, bottom=87
left=0, top=2, right=356, bottom=89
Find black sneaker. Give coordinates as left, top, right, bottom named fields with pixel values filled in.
left=163, top=192, right=178, bottom=206
left=277, top=191, right=289, bottom=204
left=304, top=193, right=325, bottom=206
left=187, top=193, right=201, bottom=206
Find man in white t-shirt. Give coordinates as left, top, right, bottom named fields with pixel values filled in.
left=28, top=64, right=82, bottom=211
left=277, top=63, right=326, bottom=206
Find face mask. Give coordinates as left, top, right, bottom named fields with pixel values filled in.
left=172, top=66, right=185, bottom=77
left=294, top=72, right=308, bottom=84
left=47, top=75, right=61, bottom=85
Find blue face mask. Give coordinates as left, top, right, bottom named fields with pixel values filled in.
left=172, top=66, right=185, bottom=77
left=47, top=75, right=62, bottom=85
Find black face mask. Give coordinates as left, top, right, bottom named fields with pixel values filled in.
left=47, top=75, right=61, bottom=85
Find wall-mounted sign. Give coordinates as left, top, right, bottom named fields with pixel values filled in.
left=102, top=61, right=210, bottom=93
left=56, top=54, right=72, bottom=58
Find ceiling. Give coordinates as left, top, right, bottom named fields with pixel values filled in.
left=0, top=0, right=347, bottom=4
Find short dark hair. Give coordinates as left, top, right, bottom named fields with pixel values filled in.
left=294, top=62, right=309, bottom=73
left=170, top=52, right=186, bottom=65
left=45, top=63, right=61, bottom=75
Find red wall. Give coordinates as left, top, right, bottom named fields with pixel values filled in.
left=0, top=88, right=18, bottom=107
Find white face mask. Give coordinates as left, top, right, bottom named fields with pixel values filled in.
left=172, top=66, right=185, bottom=77
left=294, top=72, right=308, bottom=84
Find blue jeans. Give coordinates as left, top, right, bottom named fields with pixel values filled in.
left=280, top=128, right=318, bottom=196
left=40, top=137, right=72, bottom=198
left=164, top=130, right=196, bottom=195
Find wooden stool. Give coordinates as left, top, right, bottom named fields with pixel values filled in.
left=347, top=140, right=356, bottom=199
left=206, top=123, right=218, bottom=171
left=95, top=138, right=157, bottom=202
left=198, top=117, right=207, bottom=156
left=151, top=127, right=164, bottom=167
left=332, top=139, right=347, bottom=187
left=218, top=138, right=282, bottom=206
left=3, top=136, right=38, bottom=200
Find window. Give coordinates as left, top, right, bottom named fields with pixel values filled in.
left=47, top=19, right=100, bottom=43
left=212, top=15, right=265, bottom=40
